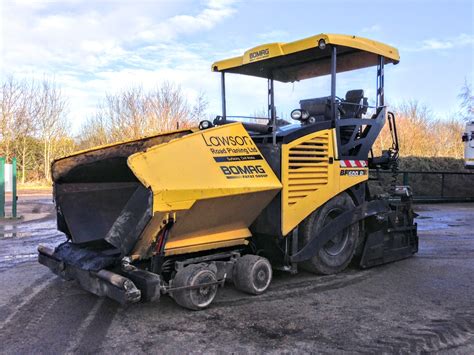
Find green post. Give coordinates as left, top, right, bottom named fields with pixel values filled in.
left=0, top=157, right=4, bottom=218
left=12, top=157, right=17, bottom=218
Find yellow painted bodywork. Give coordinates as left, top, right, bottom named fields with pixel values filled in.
left=281, top=128, right=367, bottom=236
left=165, top=238, right=249, bottom=256
left=127, top=122, right=282, bottom=256
left=128, top=126, right=367, bottom=255
left=53, top=122, right=368, bottom=257
left=212, top=33, right=399, bottom=74
left=127, top=123, right=282, bottom=212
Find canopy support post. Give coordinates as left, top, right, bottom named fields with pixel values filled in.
left=376, top=56, right=385, bottom=107
left=268, top=76, right=276, bottom=145
left=330, top=46, right=337, bottom=120
left=221, top=72, right=227, bottom=120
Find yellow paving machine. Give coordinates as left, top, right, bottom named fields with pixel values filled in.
left=38, top=33, right=418, bottom=310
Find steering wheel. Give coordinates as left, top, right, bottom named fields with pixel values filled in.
left=333, top=97, right=346, bottom=116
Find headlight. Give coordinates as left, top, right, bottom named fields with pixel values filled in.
left=199, top=120, right=213, bottom=130
left=291, top=109, right=302, bottom=120
left=291, top=109, right=310, bottom=121
left=318, top=39, right=326, bottom=50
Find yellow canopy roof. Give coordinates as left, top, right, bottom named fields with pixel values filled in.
left=211, top=33, right=400, bottom=82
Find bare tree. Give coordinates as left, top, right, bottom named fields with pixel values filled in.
left=458, top=79, right=473, bottom=117
left=0, top=78, right=41, bottom=182
left=393, top=101, right=432, bottom=156
left=146, top=83, right=194, bottom=132
left=190, top=91, right=208, bottom=123
left=375, top=100, right=464, bottom=158
left=15, top=92, right=36, bottom=182
left=79, top=82, right=202, bottom=148
left=77, top=115, right=110, bottom=149
left=35, top=78, right=69, bottom=181
left=0, top=77, right=24, bottom=161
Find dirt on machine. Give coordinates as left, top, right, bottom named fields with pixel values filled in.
left=38, top=33, right=418, bottom=310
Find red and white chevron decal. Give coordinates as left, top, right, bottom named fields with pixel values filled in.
left=339, top=160, right=368, bottom=168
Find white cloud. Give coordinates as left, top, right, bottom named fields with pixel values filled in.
left=404, top=33, right=474, bottom=52
left=0, top=0, right=238, bottom=132
left=361, top=24, right=381, bottom=34
left=257, top=30, right=289, bottom=42
left=137, top=0, right=236, bottom=42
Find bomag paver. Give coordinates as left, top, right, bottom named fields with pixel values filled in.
left=39, top=33, right=418, bottom=310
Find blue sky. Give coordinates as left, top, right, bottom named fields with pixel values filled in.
left=1, top=0, right=472, bottom=132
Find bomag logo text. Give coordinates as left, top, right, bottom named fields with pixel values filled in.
left=249, top=48, right=269, bottom=60
left=220, top=165, right=266, bottom=176
left=203, top=135, right=252, bottom=147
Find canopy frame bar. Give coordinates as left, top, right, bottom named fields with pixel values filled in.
left=221, top=72, right=227, bottom=120
left=330, top=45, right=337, bottom=121
left=376, top=55, right=385, bottom=108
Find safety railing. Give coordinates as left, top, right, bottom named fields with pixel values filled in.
left=369, top=170, right=474, bottom=202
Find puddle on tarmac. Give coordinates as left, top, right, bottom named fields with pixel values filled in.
left=417, top=222, right=450, bottom=231
left=0, top=219, right=65, bottom=269
left=416, top=208, right=471, bottom=232
left=0, top=220, right=58, bottom=239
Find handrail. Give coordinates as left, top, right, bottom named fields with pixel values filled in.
left=225, top=115, right=270, bottom=121
left=372, top=170, right=474, bottom=175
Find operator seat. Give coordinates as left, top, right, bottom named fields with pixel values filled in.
left=341, top=90, right=368, bottom=118
left=339, top=90, right=368, bottom=146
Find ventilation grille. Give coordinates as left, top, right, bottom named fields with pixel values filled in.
left=286, top=132, right=329, bottom=205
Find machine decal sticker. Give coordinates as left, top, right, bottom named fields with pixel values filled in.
left=340, top=169, right=368, bottom=176
left=220, top=165, right=268, bottom=179
left=202, top=134, right=252, bottom=146
left=249, top=48, right=269, bottom=61
left=339, top=160, right=368, bottom=168
left=214, top=154, right=263, bottom=162
left=201, top=130, right=269, bottom=179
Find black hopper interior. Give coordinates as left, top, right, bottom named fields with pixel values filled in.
left=54, top=153, right=153, bottom=256
left=52, top=131, right=192, bottom=255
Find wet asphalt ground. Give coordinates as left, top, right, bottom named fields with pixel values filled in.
left=0, top=196, right=473, bottom=354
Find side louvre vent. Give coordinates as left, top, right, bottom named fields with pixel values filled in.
left=286, top=131, right=329, bottom=206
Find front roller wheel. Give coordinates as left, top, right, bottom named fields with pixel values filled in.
left=172, top=264, right=218, bottom=310
left=233, top=255, right=272, bottom=295
left=299, top=192, right=360, bottom=275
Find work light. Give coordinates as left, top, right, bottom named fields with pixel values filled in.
left=199, top=120, right=213, bottom=130
left=291, top=109, right=309, bottom=121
